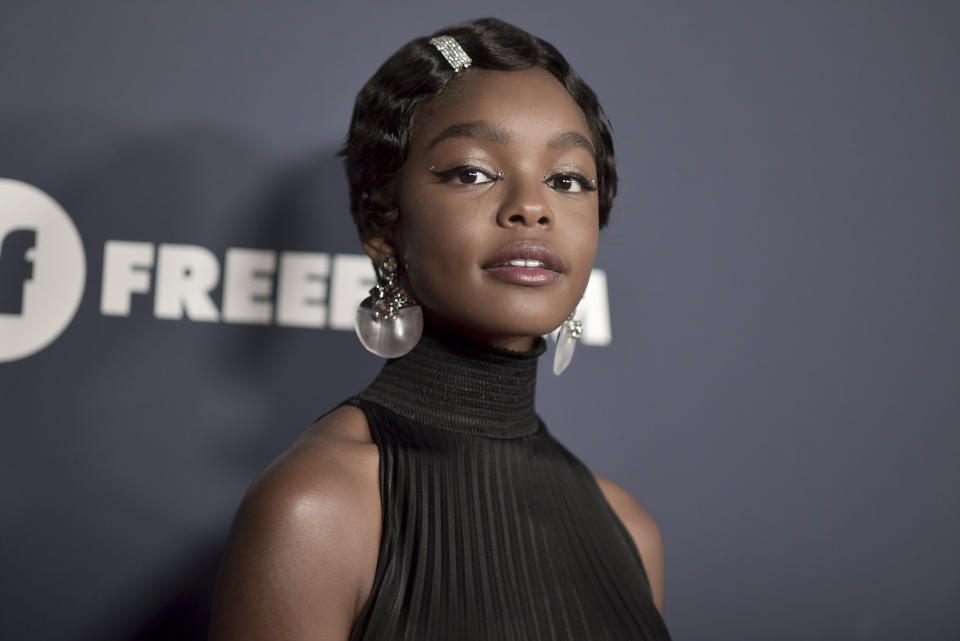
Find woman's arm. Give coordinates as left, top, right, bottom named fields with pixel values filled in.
left=209, top=408, right=381, bottom=640
left=594, top=474, right=665, bottom=613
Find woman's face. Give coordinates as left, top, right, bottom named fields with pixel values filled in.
left=382, top=67, right=600, bottom=351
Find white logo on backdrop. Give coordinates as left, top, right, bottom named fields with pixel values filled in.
left=98, top=242, right=611, bottom=345
left=1, top=178, right=611, bottom=363
left=0, top=179, right=86, bottom=363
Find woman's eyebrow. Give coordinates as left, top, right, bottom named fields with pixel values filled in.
left=426, top=121, right=510, bottom=149
left=548, top=131, right=595, bottom=157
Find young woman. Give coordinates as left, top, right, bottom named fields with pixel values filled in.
left=210, top=18, right=671, bottom=641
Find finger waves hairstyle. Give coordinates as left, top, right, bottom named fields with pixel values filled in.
left=340, top=17, right=618, bottom=240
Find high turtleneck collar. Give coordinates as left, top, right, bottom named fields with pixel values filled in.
left=357, top=327, right=546, bottom=439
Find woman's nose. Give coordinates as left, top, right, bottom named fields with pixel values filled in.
left=495, top=174, right=554, bottom=229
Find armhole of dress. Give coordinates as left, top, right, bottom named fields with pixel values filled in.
left=583, top=467, right=654, bottom=593
left=340, top=397, right=392, bottom=641
left=545, top=433, right=654, bottom=594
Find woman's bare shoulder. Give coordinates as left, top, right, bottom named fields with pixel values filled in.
left=248, top=405, right=380, bottom=531
left=593, top=473, right=666, bottom=614
left=209, top=405, right=381, bottom=640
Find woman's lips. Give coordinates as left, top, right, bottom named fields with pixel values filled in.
left=482, top=241, right=562, bottom=286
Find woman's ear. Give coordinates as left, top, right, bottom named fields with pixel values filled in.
left=361, top=236, right=396, bottom=264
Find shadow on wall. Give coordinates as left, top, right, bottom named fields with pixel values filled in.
left=1, top=113, right=365, bottom=641
left=83, top=539, right=223, bottom=641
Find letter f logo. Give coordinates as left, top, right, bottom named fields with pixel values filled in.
left=0, top=179, right=85, bottom=362
left=0, top=228, right=37, bottom=315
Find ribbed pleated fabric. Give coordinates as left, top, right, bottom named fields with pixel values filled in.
left=345, top=328, right=671, bottom=641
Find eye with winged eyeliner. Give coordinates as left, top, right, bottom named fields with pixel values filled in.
left=428, top=164, right=503, bottom=186
left=542, top=171, right=597, bottom=193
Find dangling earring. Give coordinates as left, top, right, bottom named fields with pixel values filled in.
left=552, top=311, right=583, bottom=375
left=354, top=255, right=423, bottom=358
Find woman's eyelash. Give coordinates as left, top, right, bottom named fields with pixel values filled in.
left=543, top=172, right=598, bottom=193
left=427, top=165, right=596, bottom=192
left=428, top=165, right=503, bottom=185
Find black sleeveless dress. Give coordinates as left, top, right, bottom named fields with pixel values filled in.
left=345, top=328, right=671, bottom=641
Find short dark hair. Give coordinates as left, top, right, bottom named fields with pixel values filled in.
left=340, top=17, right=618, bottom=240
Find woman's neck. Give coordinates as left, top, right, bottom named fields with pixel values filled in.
left=357, top=325, right=546, bottom=439
left=419, top=314, right=540, bottom=353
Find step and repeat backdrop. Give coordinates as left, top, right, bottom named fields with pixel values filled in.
left=2, top=3, right=958, bottom=640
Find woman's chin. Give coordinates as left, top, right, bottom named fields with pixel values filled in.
left=422, top=313, right=562, bottom=349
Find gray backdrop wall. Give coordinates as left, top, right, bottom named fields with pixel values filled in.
left=1, top=2, right=958, bottom=639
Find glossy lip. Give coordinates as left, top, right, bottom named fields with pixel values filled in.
left=482, top=241, right=563, bottom=287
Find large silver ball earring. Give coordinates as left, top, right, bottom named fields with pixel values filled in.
left=354, top=255, right=423, bottom=358
left=552, top=310, right=583, bottom=375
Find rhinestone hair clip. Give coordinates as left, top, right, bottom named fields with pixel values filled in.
left=429, top=35, right=472, bottom=73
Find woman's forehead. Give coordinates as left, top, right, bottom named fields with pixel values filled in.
left=410, top=67, right=591, bottom=149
